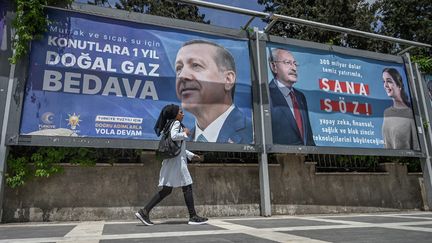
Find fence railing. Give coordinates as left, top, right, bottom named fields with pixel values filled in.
left=306, top=154, right=382, bottom=172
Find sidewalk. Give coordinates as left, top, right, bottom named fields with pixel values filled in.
left=1, top=211, right=432, bottom=242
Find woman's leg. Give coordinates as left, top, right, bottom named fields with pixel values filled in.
left=181, top=184, right=196, bottom=217
left=182, top=184, right=208, bottom=224
left=145, top=186, right=173, bottom=213
left=136, top=186, right=173, bottom=225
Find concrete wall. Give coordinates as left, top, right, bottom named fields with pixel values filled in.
left=1, top=154, right=424, bottom=222
left=270, top=155, right=423, bottom=214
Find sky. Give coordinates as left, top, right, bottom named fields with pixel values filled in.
left=198, top=0, right=267, bottom=29
left=76, top=0, right=381, bottom=31
left=76, top=0, right=267, bottom=30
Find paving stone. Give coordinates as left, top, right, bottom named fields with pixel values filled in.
left=103, top=222, right=223, bottom=235
left=100, top=233, right=277, bottom=243
left=0, top=225, right=75, bottom=240
left=318, top=216, right=431, bottom=224
left=286, top=227, right=432, bottom=243
left=226, top=218, right=344, bottom=229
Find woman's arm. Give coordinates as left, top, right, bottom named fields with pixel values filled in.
left=170, top=121, right=189, bottom=141
left=186, top=150, right=196, bottom=160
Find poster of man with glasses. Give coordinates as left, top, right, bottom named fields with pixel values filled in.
left=266, top=43, right=419, bottom=150
left=268, top=47, right=315, bottom=146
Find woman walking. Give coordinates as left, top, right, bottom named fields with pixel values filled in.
left=135, top=104, right=208, bottom=225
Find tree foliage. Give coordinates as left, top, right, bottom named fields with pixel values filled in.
left=257, top=0, right=379, bottom=50
left=6, top=147, right=97, bottom=188
left=257, top=0, right=431, bottom=71
left=375, top=0, right=432, bottom=72
left=375, top=0, right=431, bottom=53
left=10, top=0, right=73, bottom=64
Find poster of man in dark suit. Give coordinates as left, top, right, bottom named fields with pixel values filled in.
left=268, top=48, right=315, bottom=146
left=175, top=40, right=253, bottom=144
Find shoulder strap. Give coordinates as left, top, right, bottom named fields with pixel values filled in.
left=162, top=120, right=174, bottom=135
left=164, top=121, right=183, bottom=145
left=167, top=121, right=183, bottom=133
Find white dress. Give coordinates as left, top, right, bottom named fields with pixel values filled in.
left=158, top=120, right=195, bottom=187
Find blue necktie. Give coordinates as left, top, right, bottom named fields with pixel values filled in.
left=196, top=134, right=208, bottom=142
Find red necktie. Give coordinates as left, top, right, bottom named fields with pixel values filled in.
left=289, top=91, right=304, bottom=139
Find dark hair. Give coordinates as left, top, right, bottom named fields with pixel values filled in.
left=154, top=104, right=180, bottom=136
left=382, top=68, right=410, bottom=107
left=181, top=39, right=236, bottom=99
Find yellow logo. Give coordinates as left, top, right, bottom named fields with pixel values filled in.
left=66, top=113, right=81, bottom=130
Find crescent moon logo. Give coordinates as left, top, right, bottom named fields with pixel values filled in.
left=41, top=112, right=55, bottom=125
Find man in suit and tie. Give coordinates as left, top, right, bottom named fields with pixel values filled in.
left=268, top=48, right=315, bottom=146
left=175, top=39, right=253, bottom=144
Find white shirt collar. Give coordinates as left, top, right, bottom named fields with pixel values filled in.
left=276, top=79, right=293, bottom=97
left=194, top=104, right=235, bottom=142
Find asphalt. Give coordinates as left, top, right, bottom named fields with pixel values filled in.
left=1, top=211, right=432, bottom=242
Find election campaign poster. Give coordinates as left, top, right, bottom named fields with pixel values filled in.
left=19, top=8, right=254, bottom=144
left=266, top=43, right=420, bottom=150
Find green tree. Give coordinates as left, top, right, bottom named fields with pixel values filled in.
left=10, top=0, right=73, bottom=63
left=375, top=0, right=432, bottom=72
left=6, top=146, right=97, bottom=188
left=87, top=0, right=111, bottom=7
left=257, top=0, right=379, bottom=50
left=257, top=0, right=431, bottom=71
left=115, top=0, right=209, bottom=23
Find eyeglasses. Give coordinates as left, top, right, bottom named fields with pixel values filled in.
left=272, top=60, right=299, bottom=67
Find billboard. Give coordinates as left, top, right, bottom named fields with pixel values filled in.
left=19, top=9, right=254, bottom=144
left=266, top=43, right=420, bottom=150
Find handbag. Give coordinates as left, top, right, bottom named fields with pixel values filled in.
left=156, top=122, right=182, bottom=160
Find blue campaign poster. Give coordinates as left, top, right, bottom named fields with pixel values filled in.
left=20, top=9, right=253, bottom=144
left=266, top=43, right=420, bottom=150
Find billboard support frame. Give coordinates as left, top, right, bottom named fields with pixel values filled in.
left=0, top=14, right=15, bottom=221
left=408, top=56, right=432, bottom=209
left=253, top=28, right=271, bottom=216
left=5, top=3, right=427, bottom=158
left=261, top=33, right=425, bottom=158
left=242, top=16, right=256, bottom=30
left=5, top=3, right=261, bottom=153
left=1, top=0, right=430, bottom=219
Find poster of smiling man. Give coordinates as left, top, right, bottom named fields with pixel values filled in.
left=19, top=8, right=253, bottom=144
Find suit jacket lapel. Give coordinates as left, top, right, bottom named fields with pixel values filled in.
left=189, top=127, right=195, bottom=141
left=217, top=107, right=244, bottom=143
left=269, top=80, right=302, bottom=138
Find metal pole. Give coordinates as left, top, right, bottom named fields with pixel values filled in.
left=398, top=46, right=416, bottom=56
left=410, top=57, right=432, bottom=209
left=176, top=0, right=431, bottom=49
left=255, top=27, right=271, bottom=216
left=242, top=16, right=255, bottom=30
left=0, top=25, right=14, bottom=221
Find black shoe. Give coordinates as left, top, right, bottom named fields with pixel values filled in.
left=135, top=209, right=154, bottom=226
left=188, top=215, right=208, bottom=225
